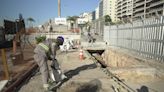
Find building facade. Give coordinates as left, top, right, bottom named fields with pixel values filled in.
left=99, top=0, right=117, bottom=22
left=133, top=0, right=164, bottom=20
left=95, top=7, right=99, bottom=19
left=79, top=12, right=92, bottom=22
left=116, top=0, right=133, bottom=21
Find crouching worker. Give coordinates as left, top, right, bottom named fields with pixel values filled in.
left=34, top=36, right=67, bottom=91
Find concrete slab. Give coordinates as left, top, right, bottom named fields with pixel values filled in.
left=0, top=80, right=8, bottom=92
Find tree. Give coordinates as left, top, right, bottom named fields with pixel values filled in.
left=104, top=15, right=112, bottom=25
left=27, top=17, right=35, bottom=27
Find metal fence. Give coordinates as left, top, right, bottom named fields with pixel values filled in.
left=104, top=16, right=164, bottom=62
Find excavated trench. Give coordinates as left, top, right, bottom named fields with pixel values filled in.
left=87, top=49, right=164, bottom=83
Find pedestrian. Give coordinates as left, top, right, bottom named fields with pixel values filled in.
left=34, top=35, right=66, bottom=91
left=87, top=32, right=96, bottom=46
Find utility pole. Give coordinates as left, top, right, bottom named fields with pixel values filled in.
left=58, top=0, right=61, bottom=17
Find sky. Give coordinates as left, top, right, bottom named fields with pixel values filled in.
left=0, top=0, right=99, bottom=26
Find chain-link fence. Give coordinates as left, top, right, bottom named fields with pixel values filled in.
left=104, top=16, right=164, bottom=62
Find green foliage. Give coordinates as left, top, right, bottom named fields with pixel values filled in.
left=67, top=16, right=78, bottom=22
left=104, top=15, right=112, bottom=25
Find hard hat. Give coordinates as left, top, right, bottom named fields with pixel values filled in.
left=57, top=36, right=64, bottom=45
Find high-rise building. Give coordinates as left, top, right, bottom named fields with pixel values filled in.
left=99, top=0, right=117, bottom=22
left=133, top=0, right=164, bottom=20
left=95, top=7, right=99, bottom=19
left=99, top=0, right=103, bottom=18
left=116, top=0, right=133, bottom=21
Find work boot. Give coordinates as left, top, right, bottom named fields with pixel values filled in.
left=43, top=84, right=50, bottom=92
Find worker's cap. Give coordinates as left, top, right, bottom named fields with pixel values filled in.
left=57, top=36, right=64, bottom=45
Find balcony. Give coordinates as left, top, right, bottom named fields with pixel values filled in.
left=117, top=10, right=121, bottom=14
left=122, top=1, right=127, bottom=6
left=116, top=6, right=122, bottom=9
left=117, top=15, right=122, bottom=18
left=146, top=0, right=152, bottom=3
left=122, top=10, right=127, bottom=14
left=149, top=1, right=164, bottom=8
left=122, top=5, right=127, bottom=10
left=133, top=1, right=145, bottom=8
left=117, top=0, right=122, bottom=4
left=148, top=7, right=163, bottom=14
left=117, top=13, right=122, bottom=16
left=134, top=0, right=144, bottom=3
left=117, top=9, right=122, bottom=13
left=133, top=13, right=144, bottom=18
left=117, top=13, right=122, bottom=18
left=133, top=6, right=145, bottom=13
left=126, top=12, right=132, bottom=15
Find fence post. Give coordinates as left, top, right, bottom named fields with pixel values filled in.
left=161, top=16, right=164, bottom=62
left=108, top=26, right=110, bottom=45
left=153, top=17, right=160, bottom=60
left=139, top=19, right=144, bottom=56
left=130, top=22, right=133, bottom=50
left=116, top=25, right=118, bottom=47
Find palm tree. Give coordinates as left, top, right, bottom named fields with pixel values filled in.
left=27, top=17, right=35, bottom=27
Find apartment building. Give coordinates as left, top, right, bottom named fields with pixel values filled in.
left=99, top=0, right=117, bottom=22
left=116, top=0, right=133, bottom=21
left=133, top=0, right=164, bottom=20
left=95, top=7, right=99, bottom=19
left=99, top=0, right=103, bottom=18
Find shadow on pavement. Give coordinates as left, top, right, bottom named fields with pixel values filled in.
left=76, top=79, right=102, bottom=92
left=137, top=85, right=149, bottom=92
left=51, top=63, right=97, bottom=91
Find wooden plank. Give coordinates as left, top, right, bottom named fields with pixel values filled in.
left=1, top=49, right=9, bottom=79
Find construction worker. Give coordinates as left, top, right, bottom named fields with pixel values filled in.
left=34, top=36, right=66, bottom=91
